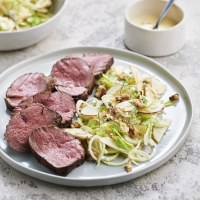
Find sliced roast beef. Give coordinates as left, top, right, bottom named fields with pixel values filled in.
left=56, top=86, right=88, bottom=102
left=5, top=97, right=24, bottom=110
left=51, top=58, right=94, bottom=100
left=12, top=91, right=75, bottom=127
left=5, top=104, right=62, bottom=152
left=29, top=126, right=85, bottom=176
left=70, top=53, right=114, bottom=76
left=5, top=73, right=55, bottom=110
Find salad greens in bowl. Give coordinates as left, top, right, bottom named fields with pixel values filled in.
left=0, top=0, right=67, bottom=50
left=0, top=0, right=53, bottom=31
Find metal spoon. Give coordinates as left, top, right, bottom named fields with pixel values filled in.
left=153, top=0, right=176, bottom=29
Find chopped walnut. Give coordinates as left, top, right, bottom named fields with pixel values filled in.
left=143, top=78, right=151, bottom=84
left=115, top=94, right=130, bottom=102
left=169, top=94, right=179, bottom=101
left=109, top=132, right=114, bottom=138
left=110, top=107, right=121, bottom=118
left=128, top=126, right=138, bottom=137
left=121, top=94, right=130, bottom=101
left=132, top=99, right=146, bottom=108
left=101, top=111, right=107, bottom=117
left=115, top=96, right=122, bottom=102
left=71, top=122, right=81, bottom=128
left=95, top=85, right=107, bottom=99
left=118, top=73, right=126, bottom=80
left=124, top=162, right=132, bottom=173
left=105, top=114, right=113, bottom=122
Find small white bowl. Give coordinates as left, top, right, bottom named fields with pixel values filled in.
left=0, top=0, right=67, bottom=51
left=124, top=0, right=185, bottom=57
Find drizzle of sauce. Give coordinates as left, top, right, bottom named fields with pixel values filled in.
left=132, top=15, right=178, bottom=30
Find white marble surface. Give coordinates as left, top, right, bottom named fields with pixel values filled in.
left=0, top=0, right=199, bottom=199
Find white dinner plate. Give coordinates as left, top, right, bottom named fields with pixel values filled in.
left=0, top=47, right=192, bottom=186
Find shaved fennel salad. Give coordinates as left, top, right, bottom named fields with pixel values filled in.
left=64, top=65, right=179, bottom=172
left=0, top=0, right=52, bottom=31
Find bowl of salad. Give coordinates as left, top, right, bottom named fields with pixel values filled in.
left=0, top=0, right=67, bottom=51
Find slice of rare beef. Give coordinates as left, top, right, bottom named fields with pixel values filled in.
left=29, top=126, right=85, bottom=176
left=70, top=53, right=114, bottom=76
left=5, top=104, right=62, bottom=152
left=12, top=91, right=75, bottom=127
left=5, top=73, right=55, bottom=110
left=51, top=58, right=94, bottom=100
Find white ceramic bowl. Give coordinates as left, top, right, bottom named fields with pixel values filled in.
left=124, top=0, right=185, bottom=57
left=0, top=0, right=67, bottom=51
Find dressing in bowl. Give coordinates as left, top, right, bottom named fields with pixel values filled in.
left=124, top=0, right=186, bottom=57
left=131, top=14, right=178, bottom=30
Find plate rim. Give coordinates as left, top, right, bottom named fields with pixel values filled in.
left=0, top=46, right=193, bottom=186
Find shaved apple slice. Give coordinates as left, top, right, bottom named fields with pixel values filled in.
left=100, top=137, right=129, bottom=154
left=116, top=101, right=136, bottom=112
left=130, top=66, right=143, bottom=84
left=144, top=84, right=158, bottom=102
left=106, top=85, right=121, bottom=95
left=101, top=94, right=115, bottom=108
left=138, top=101, right=164, bottom=114
left=150, top=77, right=167, bottom=97
left=152, top=119, right=171, bottom=143
left=81, top=105, right=98, bottom=116
left=64, top=128, right=93, bottom=140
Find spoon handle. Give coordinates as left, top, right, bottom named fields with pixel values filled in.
left=153, top=0, right=176, bottom=29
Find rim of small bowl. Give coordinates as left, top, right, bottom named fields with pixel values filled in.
left=0, top=0, right=67, bottom=34
left=125, top=0, right=185, bottom=32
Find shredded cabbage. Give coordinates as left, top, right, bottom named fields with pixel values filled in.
left=0, top=0, right=52, bottom=31
left=63, top=65, right=179, bottom=172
